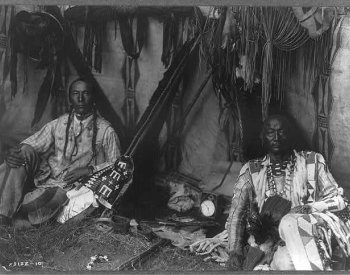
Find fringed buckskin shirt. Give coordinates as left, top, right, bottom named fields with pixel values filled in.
left=21, top=113, right=121, bottom=188
left=226, top=151, right=348, bottom=256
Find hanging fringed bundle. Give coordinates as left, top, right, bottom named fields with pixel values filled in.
left=259, top=7, right=310, bottom=120
left=81, top=6, right=108, bottom=73
left=82, top=7, right=93, bottom=69
left=193, top=7, right=246, bottom=161
left=239, top=6, right=261, bottom=92
left=277, top=9, right=337, bottom=99
left=161, top=12, right=194, bottom=68
left=93, top=22, right=105, bottom=73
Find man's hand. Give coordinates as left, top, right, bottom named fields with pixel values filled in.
left=63, top=167, right=90, bottom=184
left=5, top=146, right=26, bottom=168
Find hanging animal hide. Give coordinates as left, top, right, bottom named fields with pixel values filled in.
left=13, top=9, right=64, bottom=66
left=292, top=7, right=336, bottom=38
left=10, top=7, right=66, bottom=126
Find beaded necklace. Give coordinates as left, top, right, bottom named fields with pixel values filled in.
left=265, top=156, right=296, bottom=199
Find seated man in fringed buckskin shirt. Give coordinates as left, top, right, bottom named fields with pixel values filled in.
left=0, top=77, right=121, bottom=226
left=226, top=114, right=350, bottom=271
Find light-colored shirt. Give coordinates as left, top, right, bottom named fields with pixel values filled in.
left=22, top=113, right=121, bottom=187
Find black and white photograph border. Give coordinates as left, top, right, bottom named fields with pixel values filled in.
left=0, top=0, right=350, bottom=274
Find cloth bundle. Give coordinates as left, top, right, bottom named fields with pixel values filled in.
left=167, top=181, right=200, bottom=212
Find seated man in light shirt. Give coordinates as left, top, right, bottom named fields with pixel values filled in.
left=0, top=77, right=121, bottom=226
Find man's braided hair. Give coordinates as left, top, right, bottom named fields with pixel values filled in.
left=63, top=77, right=98, bottom=162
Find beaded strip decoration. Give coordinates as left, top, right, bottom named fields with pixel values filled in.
left=334, top=202, right=350, bottom=228
left=265, top=157, right=296, bottom=199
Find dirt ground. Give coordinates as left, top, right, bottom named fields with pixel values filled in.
left=0, top=217, right=226, bottom=273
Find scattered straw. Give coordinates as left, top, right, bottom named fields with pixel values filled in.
left=0, top=218, right=225, bottom=272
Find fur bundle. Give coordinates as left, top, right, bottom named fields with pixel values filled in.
left=247, top=195, right=291, bottom=245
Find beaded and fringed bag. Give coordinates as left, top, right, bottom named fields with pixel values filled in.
left=79, top=155, right=134, bottom=209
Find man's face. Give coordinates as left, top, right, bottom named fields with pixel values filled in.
left=263, top=117, right=291, bottom=155
left=69, top=81, right=93, bottom=118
